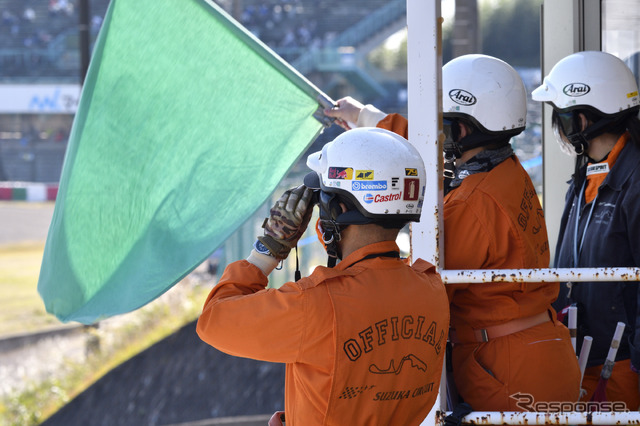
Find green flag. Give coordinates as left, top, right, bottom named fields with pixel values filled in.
left=38, top=0, right=331, bottom=324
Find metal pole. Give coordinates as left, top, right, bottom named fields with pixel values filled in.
left=407, top=0, right=443, bottom=424
left=440, top=267, right=640, bottom=284
left=437, top=410, right=640, bottom=425
left=407, top=0, right=444, bottom=269
left=78, top=0, right=91, bottom=85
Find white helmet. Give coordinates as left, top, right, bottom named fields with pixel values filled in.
left=442, top=54, right=527, bottom=157
left=443, top=54, right=527, bottom=132
left=304, top=127, right=426, bottom=224
left=532, top=51, right=640, bottom=114
left=532, top=51, right=640, bottom=155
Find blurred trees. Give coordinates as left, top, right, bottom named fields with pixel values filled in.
left=479, top=0, right=542, bottom=67
left=370, top=0, right=543, bottom=70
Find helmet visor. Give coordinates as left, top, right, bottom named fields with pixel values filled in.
left=551, top=110, right=578, bottom=156
left=442, top=118, right=459, bottom=142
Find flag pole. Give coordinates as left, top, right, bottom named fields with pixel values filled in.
left=578, top=335, right=593, bottom=399
left=568, top=304, right=578, bottom=353
left=591, top=322, right=625, bottom=402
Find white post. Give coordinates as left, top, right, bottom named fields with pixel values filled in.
left=407, top=0, right=444, bottom=267
left=406, top=0, right=443, bottom=424
left=540, top=0, right=580, bottom=262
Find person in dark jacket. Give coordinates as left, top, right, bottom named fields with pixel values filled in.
left=532, top=50, right=640, bottom=408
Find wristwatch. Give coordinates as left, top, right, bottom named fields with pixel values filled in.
left=254, top=239, right=275, bottom=257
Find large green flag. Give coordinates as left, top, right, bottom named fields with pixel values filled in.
left=38, top=0, right=331, bottom=324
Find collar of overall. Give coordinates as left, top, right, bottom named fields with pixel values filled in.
left=344, top=250, right=400, bottom=269
left=447, top=145, right=514, bottom=192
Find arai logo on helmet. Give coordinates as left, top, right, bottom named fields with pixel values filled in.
left=449, top=89, right=476, bottom=106
left=563, top=83, right=591, bottom=97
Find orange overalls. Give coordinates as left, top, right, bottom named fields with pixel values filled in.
left=378, top=113, right=580, bottom=411
left=197, top=241, right=449, bottom=425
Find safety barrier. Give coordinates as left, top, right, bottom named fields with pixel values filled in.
left=432, top=269, right=640, bottom=426
left=0, top=182, right=58, bottom=201
left=435, top=411, right=640, bottom=425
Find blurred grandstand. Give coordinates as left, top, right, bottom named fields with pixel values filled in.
left=0, top=0, right=409, bottom=184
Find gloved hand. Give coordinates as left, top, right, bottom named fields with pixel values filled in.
left=323, top=96, right=365, bottom=130
left=258, top=185, right=315, bottom=260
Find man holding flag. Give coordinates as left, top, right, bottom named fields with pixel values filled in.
left=197, top=127, right=449, bottom=425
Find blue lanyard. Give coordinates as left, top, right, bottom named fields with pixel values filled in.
left=572, top=179, right=598, bottom=268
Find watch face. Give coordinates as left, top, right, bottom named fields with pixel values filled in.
left=254, top=240, right=271, bottom=255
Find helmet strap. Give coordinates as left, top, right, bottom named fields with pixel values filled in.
left=565, top=109, right=636, bottom=155
left=566, top=132, right=589, bottom=156
left=443, top=154, right=456, bottom=195
left=443, top=140, right=463, bottom=160
left=319, top=219, right=343, bottom=267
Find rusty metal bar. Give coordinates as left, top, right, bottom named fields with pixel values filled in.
left=436, top=410, right=640, bottom=425
left=440, top=267, right=640, bottom=284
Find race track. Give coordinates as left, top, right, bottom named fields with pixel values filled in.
left=0, top=201, right=55, bottom=245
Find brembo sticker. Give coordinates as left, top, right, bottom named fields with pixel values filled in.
left=352, top=181, right=387, bottom=191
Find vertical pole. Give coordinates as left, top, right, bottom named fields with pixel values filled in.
left=78, top=0, right=91, bottom=85
left=407, top=1, right=444, bottom=424
left=407, top=0, right=444, bottom=270
left=540, top=0, right=579, bottom=263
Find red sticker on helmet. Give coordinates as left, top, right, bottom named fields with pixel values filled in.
left=403, top=178, right=420, bottom=201
left=328, top=167, right=353, bottom=180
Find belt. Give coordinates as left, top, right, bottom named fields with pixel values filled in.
left=449, top=311, right=551, bottom=344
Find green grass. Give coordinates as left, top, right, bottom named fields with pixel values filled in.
left=0, top=241, right=212, bottom=425
left=0, top=279, right=210, bottom=426
left=0, top=243, right=59, bottom=336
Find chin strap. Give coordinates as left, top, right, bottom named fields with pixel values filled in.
left=443, top=153, right=456, bottom=195
left=567, top=133, right=589, bottom=156
left=320, top=219, right=343, bottom=267
left=567, top=111, right=633, bottom=155
left=444, top=131, right=515, bottom=160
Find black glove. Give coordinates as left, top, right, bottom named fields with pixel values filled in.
left=257, top=185, right=314, bottom=260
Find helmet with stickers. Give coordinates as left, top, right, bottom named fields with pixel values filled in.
left=304, top=127, right=425, bottom=261
left=304, top=127, right=426, bottom=226
left=442, top=54, right=527, bottom=159
left=532, top=50, right=640, bottom=155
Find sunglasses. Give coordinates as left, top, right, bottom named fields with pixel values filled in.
left=551, top=110, right=578, bottom=137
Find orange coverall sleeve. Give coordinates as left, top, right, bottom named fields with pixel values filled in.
left=377, top=113, right=408, bottom=138
left=196, top=260, right=308, bottom=363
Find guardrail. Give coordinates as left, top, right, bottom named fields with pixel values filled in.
left=0, top=181, right=58, bottom=201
